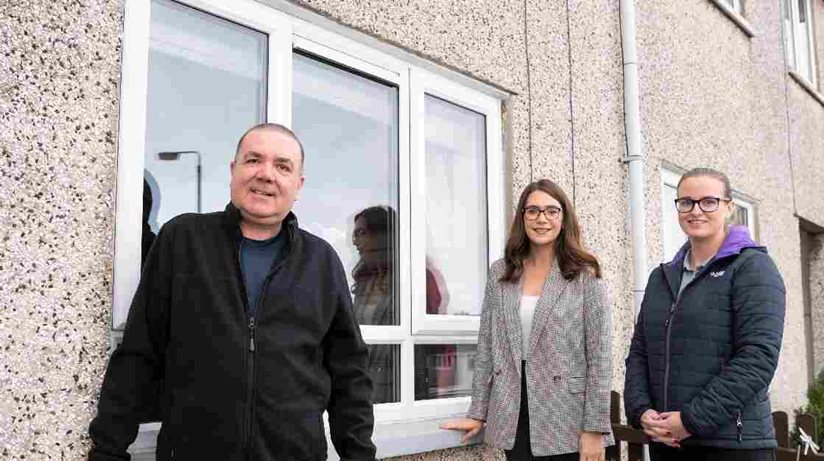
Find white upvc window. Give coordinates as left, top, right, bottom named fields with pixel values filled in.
left=784, top=0, right=818, bottom=85
left=723, top=0, right=743, bottom=14
left=114, top=0, right=505, bottom=457
left=660, top=167, right=757, bottom=262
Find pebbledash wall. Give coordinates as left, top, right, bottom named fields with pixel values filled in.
left=0, top=0, right=823, bottom=460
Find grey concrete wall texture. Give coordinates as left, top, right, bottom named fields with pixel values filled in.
left=0, top=0, right=122, bottom=460
left=0, top=0, right=822, bottom=460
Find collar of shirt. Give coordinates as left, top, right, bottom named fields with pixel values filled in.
left=683, top=249, right=714, bottom=273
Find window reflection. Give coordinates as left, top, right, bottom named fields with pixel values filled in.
left=352, top=206, right=397, bottom=325
left=367, top=344, right=400, bottom=404
left=414, top=344, right=476, bottom=400
left=144, top=0, right=267, bottom=231
left=424, top=95, right=487, bottom=316
left=292, top=52, right=400, bottom=326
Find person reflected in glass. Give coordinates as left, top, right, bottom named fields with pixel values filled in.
left=141, top=178, right=157, bottom=265
left=442, top=179, right=613, bottom=461
left=352, top=206, right=397, bottom=404
left=624, top=168, right=785, bottom=461
left=352, top=206, right=396, bottom=326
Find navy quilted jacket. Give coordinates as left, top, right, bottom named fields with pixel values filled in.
left=624, top=225, right=785, bottom=449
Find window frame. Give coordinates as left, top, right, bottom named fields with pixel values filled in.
left=707, top=0, right=755, bottom=37
left=785, top=0, right=819, bottom=86
left=409, top=68, right=506, bottom=337
left=115, top=0, right=506, bottom=454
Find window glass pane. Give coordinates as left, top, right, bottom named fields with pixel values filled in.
left=414, top=344, right=476, bottom=400
left=143, top=0, right=267, bottom=253
left=784, top=0, right=797, bottom=69
left=662, top=183, right=687, bottom=262
left=724, top=0, right=741, bottom=13
left=424, top=95, right=487, bottom=316
left=292, top=53, right=400, bottom=326
left=795, top=0, right=815, bottom=81
left=731, top=205, right=749, bottom=228
left=367, top=344, right=400, bottom=404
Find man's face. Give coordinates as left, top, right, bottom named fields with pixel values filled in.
left=230, top=128, right=304, bottom=229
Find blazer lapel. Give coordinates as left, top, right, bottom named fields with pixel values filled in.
left=527, top=261, right=569, bottom=357
left=502, top=276, right=524, bottom=366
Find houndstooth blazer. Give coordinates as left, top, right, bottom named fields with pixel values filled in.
left=467, top=259, right=615, bottom=456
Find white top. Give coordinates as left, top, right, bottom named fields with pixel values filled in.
left=520, top=295, right=540, bottom=359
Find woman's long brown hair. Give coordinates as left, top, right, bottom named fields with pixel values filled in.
left=501, top=179, right=601, bottom=282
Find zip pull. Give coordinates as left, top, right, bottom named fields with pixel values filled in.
left=248, top=317, right=256, bottom=352
left=736, top=412, right=743, bottom=442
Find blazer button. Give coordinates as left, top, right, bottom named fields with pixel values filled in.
left=552, top=376, right=561, bottom=382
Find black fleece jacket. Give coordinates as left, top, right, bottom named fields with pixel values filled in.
left=89, top=204, right=375, bottom=461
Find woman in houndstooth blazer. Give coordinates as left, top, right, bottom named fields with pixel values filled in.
left=442, top=179, right=614, bottom=461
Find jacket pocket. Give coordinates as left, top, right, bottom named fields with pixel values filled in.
left=568, top=376, right=586, bottom=394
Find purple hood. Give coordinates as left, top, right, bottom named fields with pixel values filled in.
left=669, top=225, right=763, bottom=267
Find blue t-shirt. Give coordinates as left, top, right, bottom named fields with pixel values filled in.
left=240, top=231, right=286, bottom=317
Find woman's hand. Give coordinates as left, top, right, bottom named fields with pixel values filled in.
left=640, top=409, right=679, bottom=447
left=440, top=417, right=484, bottom=444
left=579, top=431, right=604, bottom=461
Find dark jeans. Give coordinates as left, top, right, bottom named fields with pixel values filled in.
left=650, top=443, right=777, bottom=461
left=505, top=362, right=579, bottom=461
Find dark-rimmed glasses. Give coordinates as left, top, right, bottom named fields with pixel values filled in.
left=523, top=205, right=562, bottom=221
left=674, top=196, right=731, bottom=213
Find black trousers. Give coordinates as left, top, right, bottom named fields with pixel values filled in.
left=505, top=362, right=579, bottom=461
left=650, top=443, right=777, bottom=461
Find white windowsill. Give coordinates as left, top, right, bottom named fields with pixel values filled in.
left=128, top=416, right=483, bottom=460
left=789, top=70, right=824, bottom=108
left=707, top=0, right=756, bottom=37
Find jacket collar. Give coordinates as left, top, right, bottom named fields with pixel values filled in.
left=223, top=202, right=299, bottom=245
left=662, top=225, right=763, bottom=297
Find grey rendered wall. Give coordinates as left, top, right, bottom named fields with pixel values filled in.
left=0, top=0, right=122, bottom=459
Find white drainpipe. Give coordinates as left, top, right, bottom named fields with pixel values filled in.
left=620, top=0, right=647, bottom=316
left=620, top=1, right=650, bottom=459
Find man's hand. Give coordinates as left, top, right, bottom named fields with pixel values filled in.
left=440, top=417, right=484, bottom=444
left=640, top=409, right=677, bottom=447
left=579, top=431, right=604, bottom=461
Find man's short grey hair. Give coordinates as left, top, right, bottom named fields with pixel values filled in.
left=235, top=123, right=305, bottom=168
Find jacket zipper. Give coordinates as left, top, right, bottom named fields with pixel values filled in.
left=737, top=411, right=743, bottom=442
left=661, top=262, right=712, bottom=411
left=240, top=231, right=293, bottom=460
left=662, top=298, right=677, bottom=411
left=245, top=315, right=256, bottom=461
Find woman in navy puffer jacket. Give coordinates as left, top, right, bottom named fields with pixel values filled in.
left=624, top=168, right=785, bottom=461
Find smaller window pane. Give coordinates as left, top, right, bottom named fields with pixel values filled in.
left=789, top=0, right=815, bottom=82
left=367, top=344, right=400, bottom=404
left=662, top=183, right=687, bottom=262
left=784, top=0, right=797, bottom=70
left=414, top=344, right=476, bottom=400
left=731, top=206, right=748, bottom=228
left=723, top=0, right=742, bottom=13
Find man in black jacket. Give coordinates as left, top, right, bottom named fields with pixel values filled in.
left=89, top=123, right=376, bottom=460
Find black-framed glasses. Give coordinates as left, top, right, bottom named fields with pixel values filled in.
left=674, top=196, right=731, bottom=213
left=523, top=205, right=562, bottom=221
